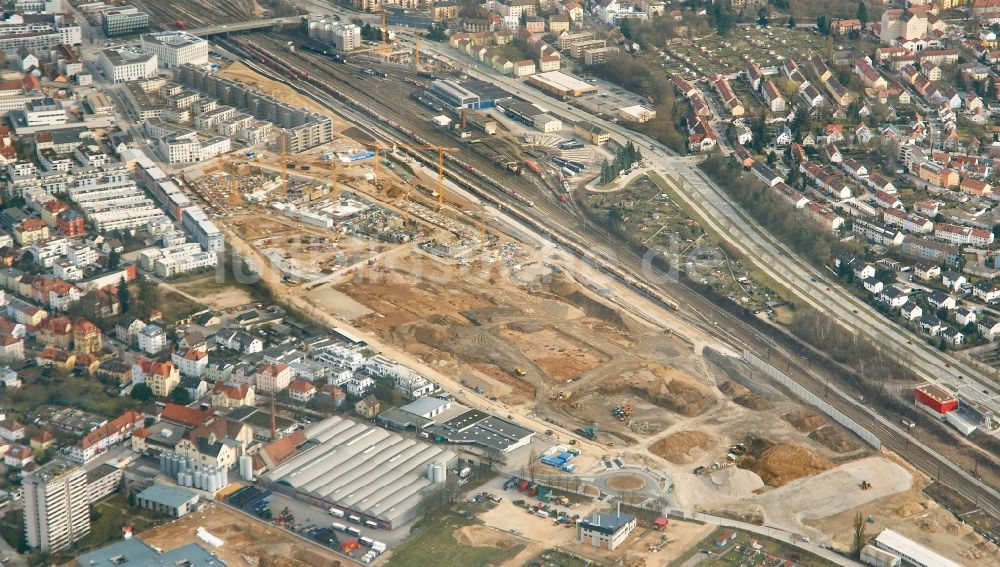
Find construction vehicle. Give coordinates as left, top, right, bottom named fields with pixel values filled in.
left=576, top=426, right=597, bottom=440
left=611, top=405, right=633, bottom=421
left=514, top=367, right=526, bottom=377
left=860, top=480, right=872, bottom=490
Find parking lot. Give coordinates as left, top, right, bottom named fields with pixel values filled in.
left=225, top=485, right=415, bottom=561
left=572, top=76, right=651, bottom=120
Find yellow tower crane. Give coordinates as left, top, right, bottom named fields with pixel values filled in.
left=372, top=144, right=456, bottom=207
left=278, top=132, right=289, bottom=198
left=379, top=7, right=391, bottom=58
left=228, top=160, right=242, bottom=208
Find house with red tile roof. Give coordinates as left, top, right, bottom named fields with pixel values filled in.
left=68, top=410, right=144, bottom=463
left=211, top=380, right=254, bottom=409
left=288, top=379, right=316, bottom=403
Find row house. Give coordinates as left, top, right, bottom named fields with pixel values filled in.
left=761, top=80, right=785, bottom=112
left=712, top=77, right=744, bottom=117
left=979, top=317, right=1000, bottom=340
left=824, top=78, right=852, bottom=107
left=866, top=173, right=896, bottom=194
left=853, top=219, right=905, bottom=246
left=773, top=182, right=810, bottom=208
left=783, top=59, right=805, bottom=82
left=687, top=115, right=716, bottom=152
left=884, top=208, right=934, bottom=233
left=960, top=177, right=992, bottom=197
left=874, top=190, right=902, bottom=209
left=841, top=158, right=868, bottom=179
left=806, top=203, right=844, bottom=232
left=799, top=81, right=825, bottom=108
left=67, top=410, right=143, bottom=463
left=934, top=223, right=995, bottom=246
left=855, top=59, right=887, bottom=90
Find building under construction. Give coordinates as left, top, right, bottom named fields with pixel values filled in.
left=174, top=64, right=333, bottom=153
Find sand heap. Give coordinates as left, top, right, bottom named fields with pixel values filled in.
left=707, top=467, right=766, bottom=498
left=748, top=443, right=834, bottom=487
left=719, top=381, right=773, bottom=410
left=649, top=431, right=715, bottom=463
left=786, top=410, right=826, bottom=432
left=600, top=364, right=716, bottom=417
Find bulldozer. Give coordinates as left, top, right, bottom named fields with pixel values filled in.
left=860, top=480, right=872, bottom=490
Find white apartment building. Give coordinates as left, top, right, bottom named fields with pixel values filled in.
left=29, top=236, right=68, bottom=267
left=307, top=18, right=361, bottom=51
left=140, top=31, right=208, bottom=69
left=20, top=97, right=66, bottom=127
left=97, top=47, right=157, bottom=83
left=138, top=323, right=167, bottom=354
left=23, top=461, right=90, bottom=553
left=67, top=245, right=98, bottom=266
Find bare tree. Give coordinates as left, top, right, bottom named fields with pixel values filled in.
left=852, top=512, right=867, bottom=558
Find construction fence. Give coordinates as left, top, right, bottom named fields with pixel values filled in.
left=741, top=350, right=882, bottom=450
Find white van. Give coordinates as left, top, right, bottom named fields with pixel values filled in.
left=328, top=507, right=345, bottom=518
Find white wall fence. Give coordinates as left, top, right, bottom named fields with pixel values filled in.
left=742, top=350, right=881, bottom=449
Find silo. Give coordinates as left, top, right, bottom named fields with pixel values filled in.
left=166, top=454, right=175, bottom=476
left=432, top=462, right=445, bottom=484
left=159, top=452, right=167, bottom=473
left=220, top=466, right=228, bottom=487
left=426, top=462, right=435, bottom=481
left=206, top=471, right=218, bottom=493
left=239, top=455, right=252, bottom=481
left=178, top=472, right=187, bottom=487
left=195, top=470, right=205, bottom=490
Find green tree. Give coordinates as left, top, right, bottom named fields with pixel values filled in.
left=816, top=15, right=831, bottom=35
left=857, top=1, right=868, bottom=29
left=757, top=7, right=769, bottom=27
left=131, top=383, right=153, bottom=402
left=107, top=249, right=120, bottom=269
left=787, top=16, right=795, bottom=28
left=619, top=17, right=632, bottom=39
left=170, top=387, right=192, bottom=405
left=600, top=159, right=611, bottom=183
left=137, top=277, right=155, bottom=314
left=117, top=278, right=130, bottom=314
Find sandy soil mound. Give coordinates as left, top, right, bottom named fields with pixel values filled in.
left=707, top=467, right=766, bottom=498
left=649, top=431, right=715, bottom=463
left=748, top=443, right=835, bottom=487
left=786, top=410, right=827, bottom=432
left=719, top=380, right=773, bottom=410
left=453, top=526, right=515, bottom=548
left=601, top=364, right=716, bottom=417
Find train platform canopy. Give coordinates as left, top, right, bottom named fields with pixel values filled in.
left=264, top=416, right=456, bottom=527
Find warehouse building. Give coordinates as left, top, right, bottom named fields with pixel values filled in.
left=429, top=79, right=509, bottom=110
left=423, top=407, right=534, bottom=454
left=135, top=484, right=199, bottom=517
left=76, top=539, right=220, bottom=567
left=874, top=528, right=961, bottom=567
left=498, top=99, right=562, bottom=133
left=264, top=415, right=456, bottom=529
left=526, top=71, right=597, bottom=97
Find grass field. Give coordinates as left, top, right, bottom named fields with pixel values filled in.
left=386, top=512, right=522, bottom=567
left=521, top=549, right=600, bottom=567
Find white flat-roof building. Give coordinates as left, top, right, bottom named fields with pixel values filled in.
left=97, top=47, right=157, bottom=83
left=140, top=31, right=208, bottom=69
left=874, top=529, right=961, bottom=567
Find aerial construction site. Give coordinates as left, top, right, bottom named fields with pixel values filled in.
left=53, top=3, right=1000, bottom=567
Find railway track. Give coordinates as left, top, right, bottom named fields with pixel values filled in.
left=216, top=36, right=1000, bottom=529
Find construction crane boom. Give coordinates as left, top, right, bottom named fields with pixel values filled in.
left=279, top=132, right=288, bottom=197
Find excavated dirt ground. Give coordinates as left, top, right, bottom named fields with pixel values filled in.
left=648, top=431, right=715, bottom=464
left=744, top=442, right=835, bottom=487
